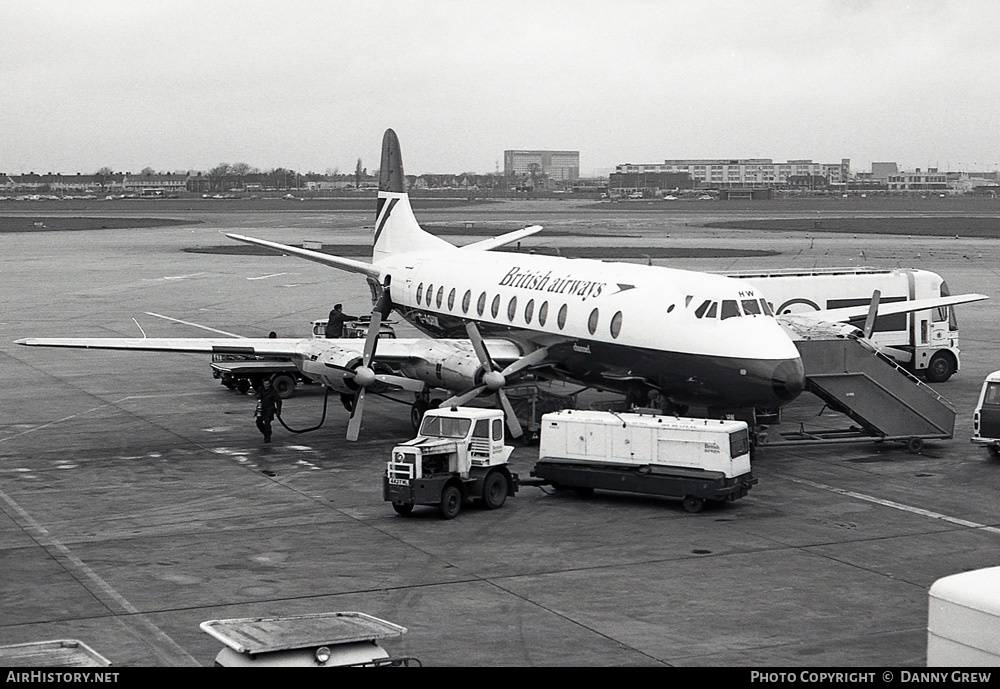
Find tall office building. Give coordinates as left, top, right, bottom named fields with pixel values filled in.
left=504, top=150, right=580, bottom=181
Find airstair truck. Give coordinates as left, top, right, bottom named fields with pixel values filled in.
left=531, top=410, right=756, bottom=513
left=384, top=406, right=518, bottom=519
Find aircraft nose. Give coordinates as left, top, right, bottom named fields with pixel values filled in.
left=771, top=357, right=806, bottom=402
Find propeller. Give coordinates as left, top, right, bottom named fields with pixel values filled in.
left=441, top=322, right=549, bottom=438
left=323, top=277, right=423, bottom=441
left=862, top=289, right=882, bottom=339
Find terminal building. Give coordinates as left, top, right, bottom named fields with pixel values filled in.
left=614, top=158, right=851, bottom=189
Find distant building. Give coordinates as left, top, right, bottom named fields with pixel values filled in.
left=887, top=168, right=948, bottom=192
left=615, top=158, right=850, bottom=188
left=871, top=162, right=899, bottom=180
left=504, top=150, right=580, bottom=182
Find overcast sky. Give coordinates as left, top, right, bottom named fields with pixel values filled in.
left=3, top=0, right=999, bottom=177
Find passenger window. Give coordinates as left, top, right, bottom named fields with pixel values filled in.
left=448, top=288, right=456, bottom=310
left=416, top=283, right=424, bottom=303
left=695, top=300, right=711, bottom=318
left=985, top=382, right=1000, bottom=406
left=491, top=294, right=501, bottom=318
left=462, top=290, right=471, bottom=313
left=610, top=311, right=623, bottom=338
left=538, top=301, right=549, bottom=326
left=588, top=308, right=599, bottom=335
left=436, top=286, right=444, bottom=308
left=706, top=302, right=718, bottom=319
left=426, top=284, right=434, bottom=306
left=742, top=299, right=761, bottom=316
left=525, top=299, right=535, bottom=324
left=721, top=300, right=740, bottom=320
left=557, top=304, right=568, bottom=329
left=477, top=292, right=487, bottom=316
left=507, top=296, right=517, bottom=321
left=492, top=418, right=503, bottom=440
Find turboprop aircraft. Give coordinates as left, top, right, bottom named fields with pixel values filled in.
left=15, top=129, right=988, bottom=441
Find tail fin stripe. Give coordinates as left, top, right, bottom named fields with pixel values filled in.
left=373, top=197, right=399, bottom=246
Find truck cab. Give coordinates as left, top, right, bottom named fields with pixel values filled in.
left=972, top=371, right=1000, bottom=457
left=200, top=612, right=419, bottom=667
left=384, top=407, right=517, bottom=518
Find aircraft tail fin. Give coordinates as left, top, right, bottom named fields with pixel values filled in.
left=373, top=129, right=453, bottom=262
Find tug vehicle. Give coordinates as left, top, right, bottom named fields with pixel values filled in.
left=384, top=407, right=518, bottom=519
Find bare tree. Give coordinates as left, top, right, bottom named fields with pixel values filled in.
left=355, top=158, right=363, bottom=189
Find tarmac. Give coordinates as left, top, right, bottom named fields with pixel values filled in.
left=3, top=198, right=1000, bottom=666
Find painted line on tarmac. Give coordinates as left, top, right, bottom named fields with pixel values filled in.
left=788, top=476, right=1000, bottom=535
left=144, top=312, right=242, bottom=337
left=0, top=487, right=200, bottom=666
left=247, top=272, right=288, bottom=280
left=0, top=393, right=218, bottom=444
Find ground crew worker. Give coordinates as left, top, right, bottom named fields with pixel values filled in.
left=255, top=378, right=282, bottom=443
left=324, top=304, right=357, bottom=338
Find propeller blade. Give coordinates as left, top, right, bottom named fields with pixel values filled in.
left=465, top=321, right=495, bottom=371
left=442, top=385, right=487, bottom=408
left=346, top=388, right=366, bottom=441
left=499, top=346, right=550, bottom=378
left=361, top=308, right=382, bottom=367
left=862, top=289, right=881, bottom=339
left=497, top=389, right=523, bottom=438
left=375, top=373, right=426, bottom=392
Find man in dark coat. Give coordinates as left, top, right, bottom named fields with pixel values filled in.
left=255, top=378, right=282, bottom=443
left=324, top=303, right=357, bottom=338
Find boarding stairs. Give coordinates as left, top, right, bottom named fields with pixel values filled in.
left=762, top=336, right=955, bottom=452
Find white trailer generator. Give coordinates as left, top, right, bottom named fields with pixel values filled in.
left=531, top=410, right=756, bottom=513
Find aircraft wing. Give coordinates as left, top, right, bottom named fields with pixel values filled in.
left=778, top=293, right=989, bottom=324
left=13, top=335, right=526, bottom=367
left=460, top=225, right=543, bottom=252
left=226, top=233, right=382, bottom=278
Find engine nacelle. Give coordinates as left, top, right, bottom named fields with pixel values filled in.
left=299, top=346, right=363, bottom=393
left=401, top=350, right=483, bottom=392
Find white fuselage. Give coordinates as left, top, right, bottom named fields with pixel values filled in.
left=376, top=248, right=806, bottom=410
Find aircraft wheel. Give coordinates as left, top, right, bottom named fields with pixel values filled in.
left=392, top=502, right=414, bottom=516
left=481, top=471, right=508, bottom=510
left=270, top=374, right=296, bottom=399
left=411, top=400, right=429, bottom=431
left=439, top=485, right=462, bottom=520
left=682, top=495, right=705, bottom=513
left=341, top=393, right=355, bottom=413
left=924, top=352, right=955, bottom=383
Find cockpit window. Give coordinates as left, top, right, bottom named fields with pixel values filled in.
left=741, top=299, right=761, bottom=316
left=721, top=300, right=740, bottom=320
left=694, top=300, right=711, bottom=318
left=706, top=302, right=718, bottom=319
left=759, top=299, right=773, bottom=316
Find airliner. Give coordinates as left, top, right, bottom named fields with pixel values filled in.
left=16, top=129, right=986, bottom=441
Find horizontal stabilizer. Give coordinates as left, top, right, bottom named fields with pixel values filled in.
left=460, top=225, right=543, bottom=251
left=226, top=233, right=381, bottom=278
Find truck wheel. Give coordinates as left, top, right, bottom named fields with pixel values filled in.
left=482, top=471, right=508, bottom=510
left=682, top=495, right=705, bottom=513
left=439, top=485, right=462, bottom=519
left=270, top=374, right=296, bottom=399
left=924, top=352, right=955, bottom=383
left=392, top=502, right=414, bottom=516
left=906, top=437, right=925, bottom=454
left=236, top=379, right=251, bottom=394
left=989, top=445, right=1000, bottom=459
